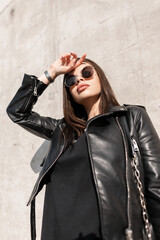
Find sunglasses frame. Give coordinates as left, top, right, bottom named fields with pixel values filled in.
left=64, top=65, right=94, bottom=87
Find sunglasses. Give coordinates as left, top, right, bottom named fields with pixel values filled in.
left=64, top=66, right=94, bottom=87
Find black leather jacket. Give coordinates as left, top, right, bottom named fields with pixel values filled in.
left=6, top=74, right=160, bottom=240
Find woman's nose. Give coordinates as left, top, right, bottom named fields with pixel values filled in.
left=76, top=76, right=84, bottom=84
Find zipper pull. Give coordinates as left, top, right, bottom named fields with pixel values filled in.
left=34, top=77, right=38, bottom=96
left=34, top=87, right=37, bottom=96
left=125, top=228, right=133, bottom=240
left=132, top=138, right=139, bottom=152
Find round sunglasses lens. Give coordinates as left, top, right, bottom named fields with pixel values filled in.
left=82, top=66, right=94, bottom=78
left=65, top=75, right=76, bottom=87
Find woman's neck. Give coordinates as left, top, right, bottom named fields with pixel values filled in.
left=83, top=97, right=101, bottom=120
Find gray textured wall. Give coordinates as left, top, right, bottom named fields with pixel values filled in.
left=1, top=0, right=160, bottom=239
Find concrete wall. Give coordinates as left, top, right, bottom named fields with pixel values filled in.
left=1, top=0, right=160, bottom=239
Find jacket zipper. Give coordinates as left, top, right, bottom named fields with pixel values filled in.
left=131, top=138, right=139, bottom=152
left=33, top=77, right=38, bottom=96
left=116, top=117, right=133, bottom=240
left=27, top=125, right=65, bottom=206
left=21, top=78, right=41, bottom=113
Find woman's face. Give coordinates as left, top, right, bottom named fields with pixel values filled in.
left=68, top=62, right=101, bottom=106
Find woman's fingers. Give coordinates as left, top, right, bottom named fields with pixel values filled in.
left=60, top=52, right=86, bottom=67
left=69, top=53, right=77, bottom=65
left=66, top=54, right=71, bottom=64
left=75, top=53, right=87, bottom=68
left=60, top=53, right=76, bottom=67
left=60, top=53, right=70, bottom=64
left=70, top=52, right=78, bottom=60
left=60, top=55, right=65, bottom=65
left=69, top=52, right=87, bottom=68
left=58, top=52, right=87, bottom=73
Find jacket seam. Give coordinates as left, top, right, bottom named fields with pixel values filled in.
left=131, top=107, right=143, bottom=129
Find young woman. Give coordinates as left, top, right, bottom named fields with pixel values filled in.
left=6, top=52, right=160, bottom=240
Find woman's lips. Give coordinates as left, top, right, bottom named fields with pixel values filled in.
left=77, top=84, right=89, bottom=93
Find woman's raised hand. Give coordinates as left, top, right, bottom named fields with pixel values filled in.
left=48, top=52, right=87, bottom=79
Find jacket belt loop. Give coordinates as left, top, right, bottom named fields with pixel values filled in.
left=30, top=198, right=36, bottom=240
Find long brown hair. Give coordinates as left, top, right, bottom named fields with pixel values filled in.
left=63, top=58, right=119, bottom=147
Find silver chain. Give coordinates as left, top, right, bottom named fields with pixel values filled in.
left=131, top=139, right=152, bottom=240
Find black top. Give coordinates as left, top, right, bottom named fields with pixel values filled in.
left=41, top=133, right=102, bottom=240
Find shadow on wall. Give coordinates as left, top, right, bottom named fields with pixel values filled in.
left=30, top=140, right=50, bottom=173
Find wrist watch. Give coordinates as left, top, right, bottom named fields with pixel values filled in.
left=44, top=70, right=54, bottom=83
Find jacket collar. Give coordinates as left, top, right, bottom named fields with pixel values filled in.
left=60, top=105, right=128, bottom=129
left=108, top=104, right=128, bottom=113
left=85, top=104, right=128, bottom=128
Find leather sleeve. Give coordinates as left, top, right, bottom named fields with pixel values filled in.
left=6, top=74, right=62, bottom=140
left=134, top=107, right=160, bottom=239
